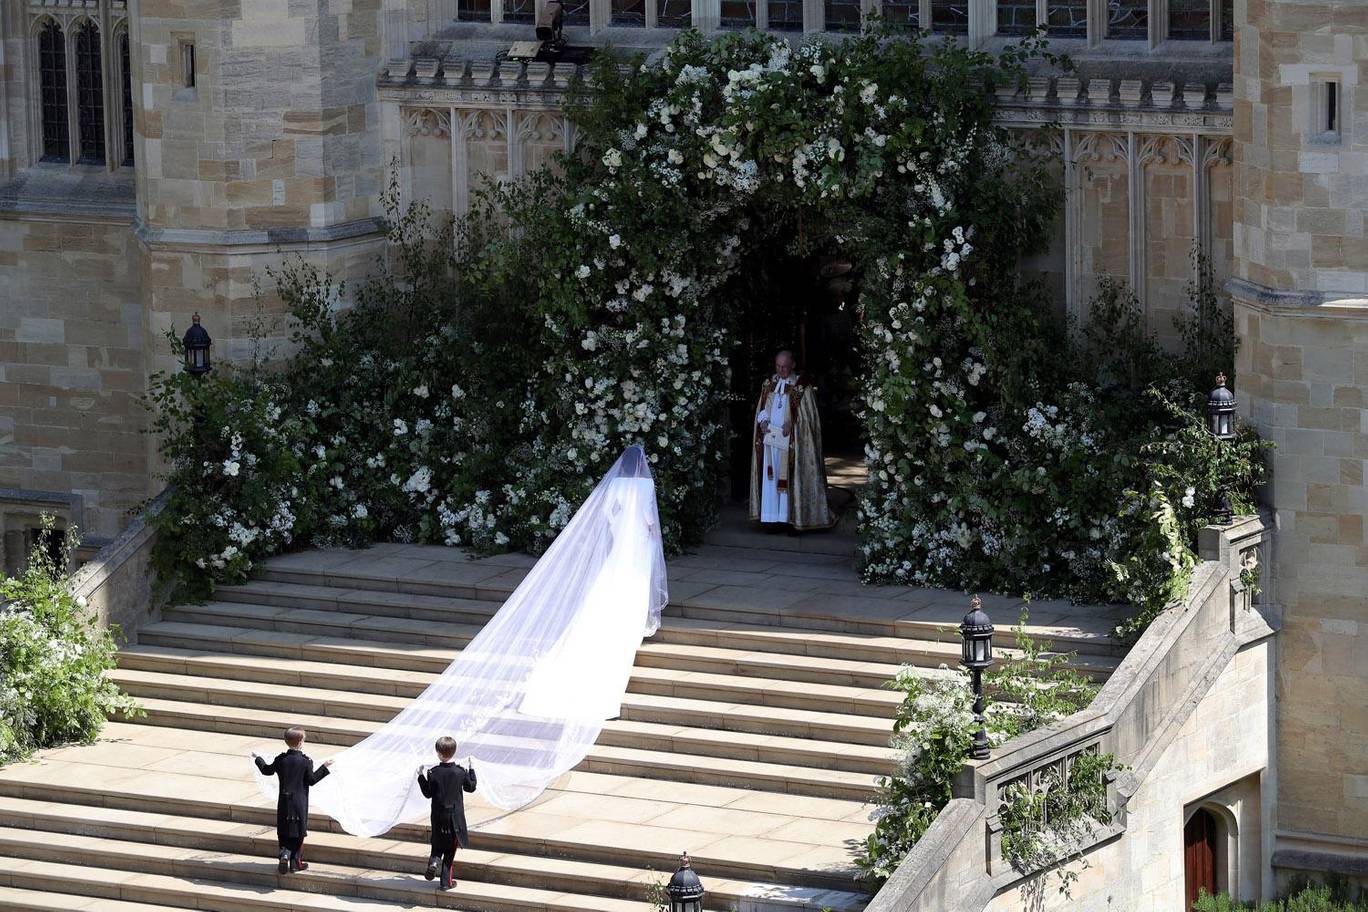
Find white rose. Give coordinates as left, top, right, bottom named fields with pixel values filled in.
left=609, top=234, right=622, bottom=249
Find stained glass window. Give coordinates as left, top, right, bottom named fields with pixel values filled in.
left=612, top=0, right=645, bottom=25
left=826, top=0, right=862, bottom=31
left=996, top=0, right=1036, bottom=34
left=658, top=0, right=691, bottom=27
left=769, top=0, right=802, bottom=29
left=120, top=31, right=133, bottom=165
left=931, top=0, right=968, bottom=33
left=1220, top=0, right=1232, bottom=39
left=1107, top=0, right=1146, bottom=39
left=720, top=0, right=754, bottom=28
left=1047, top=0, right=1085, bottom=36
left=458, top=0, right=491, bottom=21
left=1168, top=0, right=1208, bottom=39
left=881, top=0, right=919, bottom=30
left=38, top=21, right=69, bottom=163
left=75, top=20, right=105, bottom=165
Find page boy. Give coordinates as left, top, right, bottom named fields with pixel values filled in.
left=251, top=727, right=333, bottom=873
left=417, top=736, right=477, bottom=890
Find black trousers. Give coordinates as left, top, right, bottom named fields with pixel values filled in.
left=430, top=830, right=459, bottom=882
left=280, top=836, right=304, bottom=862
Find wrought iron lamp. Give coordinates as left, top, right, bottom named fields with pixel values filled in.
left=959, top=595, right=994, bottom=761
left=1207, top=373, right=1237, bottom=523
left=183, top=312, right=212, bottom=375
left=665, top=853, right=705, bottom=912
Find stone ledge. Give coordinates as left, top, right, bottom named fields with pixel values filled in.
left=1228, top=277, right=1368, bottom=318
left=134, top=217, right=387, bottom=252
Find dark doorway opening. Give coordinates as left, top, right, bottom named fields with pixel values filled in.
left=725, top=249, right=863, bottom=503
left=1184, top=808, right=1219, bottom=909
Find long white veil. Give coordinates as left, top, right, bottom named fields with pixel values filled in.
left=255, top=445, right=668, bottom=836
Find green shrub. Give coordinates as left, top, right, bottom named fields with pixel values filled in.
left=0, top=520, right=140, bottom=764
left=1193, top=883, right=1368, bottom=911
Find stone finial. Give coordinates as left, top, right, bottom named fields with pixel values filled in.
left=1151, top=81, right=1176, bottom=109
left=496, top=60, right=522, bottom=87
left=1118, top=79, right=1143, bottom=107
left=469, top=59, right=496, bottom=85
left=1214, top=83, right=1233, bottom=110
left=383, top=58, right=414, bottom=81
left=1055, top=76, right=1081, bottom=106
left=1086, top=78, right=1113, bottom=106
left=552, top=62, right=577, bottom=88
left=1026, top=76, right=1051, bottom=102
left=442, top=58, right=468, bottom=86
left=525, top=60, right=551, bottom=85
left=413, top=58, right=440, bottom=83
left=995, top=82, right=1019, bottom=103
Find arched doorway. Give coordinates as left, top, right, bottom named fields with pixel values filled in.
left=1184, top=808, right=1219, bottom=908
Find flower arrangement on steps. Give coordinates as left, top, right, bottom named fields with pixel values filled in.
left=146, top=28, right=1264, bottom=649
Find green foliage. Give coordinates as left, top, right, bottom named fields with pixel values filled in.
left=997, top=748, right=1118, bottom=897
left=856, top=612, right=1098, bottom=883
left=1193, top=883, right=1368, bottom=911
left=0, top=519, right=141, bottom=764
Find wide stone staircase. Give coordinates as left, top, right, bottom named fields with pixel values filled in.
left=0, top=513, right=1124, bottom=912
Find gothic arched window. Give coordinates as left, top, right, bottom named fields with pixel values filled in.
left=74, top=20, right=105, bottom=165
left=38, top=20, right=69, bottom=163
left=120, top=30, right=133, bottom=165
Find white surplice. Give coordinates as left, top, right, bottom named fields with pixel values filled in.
left=756, top=376, right=794, bottom=523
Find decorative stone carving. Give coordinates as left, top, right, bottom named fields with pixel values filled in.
left=1086, top=79, right=1112, bottom=106
left=414, top=58, right=440, bottom=83
left=1055, top=76, right=1081, bottom=106
left=525, top=61, right=551, bottom=85
left=405, top=107, right=452, bottom=138
left=469, top=59, right=496, bottom=86
left=1118, top=79, right=1143, bottom=107
left=1151, top=81, right=1176, bottom=109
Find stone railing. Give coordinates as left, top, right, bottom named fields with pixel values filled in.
left=865, top=515, right=1272, bottom=912
left=66, top=491, right=171, bottom=641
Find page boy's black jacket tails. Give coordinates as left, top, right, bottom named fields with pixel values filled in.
left=255, top=749, right=330, bottom=841
left=418, top=762, right=477, bottom=848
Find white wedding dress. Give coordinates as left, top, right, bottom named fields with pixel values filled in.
left=254, top=445, right=668, bottom=836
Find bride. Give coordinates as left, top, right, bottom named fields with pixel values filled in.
left=255, top=445, right=668, bottom=837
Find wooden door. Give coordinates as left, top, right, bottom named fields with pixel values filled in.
left=1184, top=808, right=1218, bottom=909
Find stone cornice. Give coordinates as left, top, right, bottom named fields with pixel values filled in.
left=380, top=59, right=1233, bottom=132
left=133, top=217, right=387, bottom=253
left=1227, top=277, right=1368, bottom=319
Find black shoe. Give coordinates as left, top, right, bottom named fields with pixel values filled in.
left=278, top=851, right=291, bottom=874
left=425, top=857, right=440, bottom=881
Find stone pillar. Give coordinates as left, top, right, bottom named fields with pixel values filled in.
left=132, top=0, right=389, bottom=383
left=1229, top=0, right=1368, bottom=889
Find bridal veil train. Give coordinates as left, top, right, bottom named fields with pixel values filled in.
left=255, top=445, right=668, bottom=837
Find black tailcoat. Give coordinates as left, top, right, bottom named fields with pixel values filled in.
left=418, top=762, right=477, bottom=848
left=255, top=749, right=329, bottom=841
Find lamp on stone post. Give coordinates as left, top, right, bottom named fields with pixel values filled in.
left=1207, top=373, right=1237, bottom=524
left=665, top=853, right=704, bottom=912
left=183, top=313, right=212, bottom=376
left=959, top=595, right=994, bottom=761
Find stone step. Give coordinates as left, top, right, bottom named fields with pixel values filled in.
left=117, top=698, right=881, bottom=801
left=0, top=742, right=868, bottom=892
left=233, top=567, right=1121, bottom=658
left=141, top=614, right=909, bottom=719
left=107, top=667, right=898, bottom=775
left=213, top=581, right=1119, bottom=676
left=117, top=646, right=896, bottom=747
left=0, top=832, right=643, bottom=912
left=0, top=885, right=217, bottom=912
left=0, top=798, right=867, bottom=912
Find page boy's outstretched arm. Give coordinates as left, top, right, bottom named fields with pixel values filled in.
left=307, top=759, right=332, bottom=785
left=251, top=752, right=276, bottom=775
left=464, top=762, right=477, bottom=792
left=417, top=765, right=435, bottom=798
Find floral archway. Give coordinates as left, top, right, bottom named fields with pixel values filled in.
left=151, top=28, right=1262, bottom=639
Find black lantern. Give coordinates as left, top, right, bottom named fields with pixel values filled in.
left=959, top=595, right=994, bottom=761
left=1207, top=374, right=1237, bottom=523
left=1207, top=373, right=1237, bottom=441
left=665, top=853, right=704, bottom=912
left=183, top=312, right=212, bottom=375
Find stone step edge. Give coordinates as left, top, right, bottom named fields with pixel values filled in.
left=234, top=573, right=1121, bottom=655
left=106, top=668, right=898, bottom=774
left=0, top=779, right=863, bottom=892
left=116, top=644, right=897, bottom=747
left=120, top=699, right=880, bottom=802
left=139, top=617, right=907, bottom=718
left=0, top=798, right=868, bottom=912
